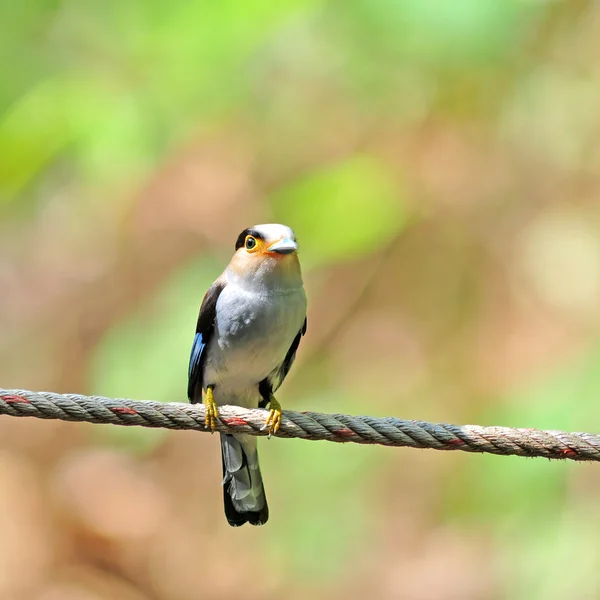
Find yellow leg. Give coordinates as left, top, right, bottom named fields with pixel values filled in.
left=204, top=386, right=219, bottom=431
left=265, top=395, right=282, bottom=436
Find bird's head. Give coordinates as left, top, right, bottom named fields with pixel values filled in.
left=227, top=224, right=303, bottom=289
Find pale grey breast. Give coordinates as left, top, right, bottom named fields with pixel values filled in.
left=203, top=282, right=306, bottom=395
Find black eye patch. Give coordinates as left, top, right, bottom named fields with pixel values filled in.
left=235, top=228, right=264, bottom=250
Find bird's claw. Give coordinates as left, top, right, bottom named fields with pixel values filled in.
left=265, top=397, right=282, bottom=437
left=203, top=387, right=219, bottom=432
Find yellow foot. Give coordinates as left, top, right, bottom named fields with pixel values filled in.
left=265, top=396, right=282, bottom=437
left=203, top=387, right=219, bottom=431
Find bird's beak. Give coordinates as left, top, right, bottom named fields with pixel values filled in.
left=267, top=237, right=298, bottom=255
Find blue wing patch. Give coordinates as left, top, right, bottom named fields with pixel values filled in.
left=188, top=332, right=206, bottom=379
left=187, top=281, right=225, bottom=403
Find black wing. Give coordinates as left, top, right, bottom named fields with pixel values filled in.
left=187, top=281, right=225, bottom=403
left=259, top=317, right=307, bottom=407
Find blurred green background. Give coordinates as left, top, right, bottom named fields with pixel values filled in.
left=2, top=1, right=600, bottom=598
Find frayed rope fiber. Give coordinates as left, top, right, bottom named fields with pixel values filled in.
left=1, top=388, right=599, bottom=461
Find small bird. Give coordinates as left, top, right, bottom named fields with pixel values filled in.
left=188, top=224, right=307, bottom=526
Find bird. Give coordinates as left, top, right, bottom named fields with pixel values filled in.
left=187, top=223, right=307, bottom=527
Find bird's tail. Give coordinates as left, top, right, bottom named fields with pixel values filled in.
left=220, top=433, right=269, bottom=526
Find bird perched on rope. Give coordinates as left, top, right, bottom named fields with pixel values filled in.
left=188, top=224, right=307, bottom=527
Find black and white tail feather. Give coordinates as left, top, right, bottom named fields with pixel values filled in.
left=221, top=434, right=268, bottom=526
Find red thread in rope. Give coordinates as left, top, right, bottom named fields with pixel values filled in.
left=559, top=448, right=577, bottom=458
left=220, top=417, right=248, bottom=427
left=110, top=407, right=138, bottom=415
left=1, top=394, right=30, bottom=404
left=335, top=428, right=355, bottom=437
left=447, top=438, right=466, bottom=446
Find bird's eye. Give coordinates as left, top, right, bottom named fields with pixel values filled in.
left=245, top=236, right=257, bottom=251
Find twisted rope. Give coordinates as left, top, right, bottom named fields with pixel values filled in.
left=0, top=388, right=598, bottom=461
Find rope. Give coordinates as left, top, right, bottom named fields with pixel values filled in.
left=0, top=388, right=598, bottom=462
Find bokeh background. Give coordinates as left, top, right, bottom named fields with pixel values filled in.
left=2, top=1, right=600, bottom=598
